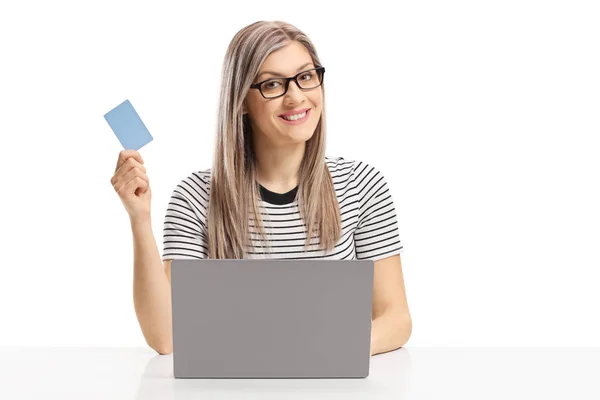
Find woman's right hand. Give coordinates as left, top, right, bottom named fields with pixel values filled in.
left=111, top=150, right=152, bottom=222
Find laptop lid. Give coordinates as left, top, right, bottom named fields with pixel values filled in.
left=170, top=259, right=374, bottom=378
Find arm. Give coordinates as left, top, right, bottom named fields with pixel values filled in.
left=131, top=216, right=173, bottom=355
left=370, top=254, right=412, bottom=356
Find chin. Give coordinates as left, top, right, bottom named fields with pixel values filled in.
left=294, top=126, right=316, bottom=140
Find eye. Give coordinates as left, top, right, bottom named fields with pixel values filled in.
left=264, top=80, right=281, bottom=89
left=299, top=72, right=313, bottom=81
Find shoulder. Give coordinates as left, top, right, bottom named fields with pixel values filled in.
left=169, top=167, right=212, bottom=205
left=325, top=155, right=386, bottom=185
left=325, top=155, right=353, bottom=174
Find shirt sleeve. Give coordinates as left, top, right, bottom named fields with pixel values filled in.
left=161, top=178, right=208, bottom=261
left=353, top=163, right=404, bottom=261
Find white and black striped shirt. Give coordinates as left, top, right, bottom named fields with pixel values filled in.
left=162, top=156, right=404, bottom=261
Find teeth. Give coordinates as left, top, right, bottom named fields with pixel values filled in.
left=282, top=111, right=307, bottom=121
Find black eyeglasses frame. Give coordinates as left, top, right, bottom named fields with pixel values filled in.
left=249, top=66, right=326, bottom=99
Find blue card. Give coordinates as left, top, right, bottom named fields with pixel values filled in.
left=104, top=99, right=153, bottom=150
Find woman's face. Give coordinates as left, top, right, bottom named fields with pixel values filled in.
left=243, top=41, right=322, bottom=147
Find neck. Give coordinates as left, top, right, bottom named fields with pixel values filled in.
left=253, top=141, right=305, bottom=193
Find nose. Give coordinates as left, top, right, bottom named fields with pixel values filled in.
left=284, top=79, right=305, bottom=100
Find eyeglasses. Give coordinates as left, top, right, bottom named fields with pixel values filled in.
left=250, top=66, right=325, bottom=99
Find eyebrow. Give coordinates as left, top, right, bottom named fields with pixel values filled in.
left=257, top=62, right=314, bottom=80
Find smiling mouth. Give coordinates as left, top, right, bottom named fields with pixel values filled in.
left=279, top=109, right=310, bottom=121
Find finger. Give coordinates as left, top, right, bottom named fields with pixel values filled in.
left=117, top=176, right=146, bottom=197
left=113, top=167, right=149, bottom=193
left=115, top=150, right=144, bottom=171
left=111, top=158, right=145, bottom=187
left=136, top=178, right=149, bottom=196
left=114, top=157, right=146, bottom=182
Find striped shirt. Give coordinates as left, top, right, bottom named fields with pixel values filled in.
left=161, top=156, right=404, bottom=261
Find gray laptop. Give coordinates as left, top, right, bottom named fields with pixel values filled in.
left=170, top=258, right=374, bottom=379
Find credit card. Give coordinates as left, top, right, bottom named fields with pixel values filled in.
left=104, top=99, right=153, bottom=150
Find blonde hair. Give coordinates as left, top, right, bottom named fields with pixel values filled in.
left=207, top=20, right=341, bottom=259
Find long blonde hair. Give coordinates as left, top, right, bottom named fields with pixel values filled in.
left=207, top=20, right=341, bottom=259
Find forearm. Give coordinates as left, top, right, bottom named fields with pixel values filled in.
left=131, top=217, right=173, bottom=355
left=370, top=308, right=412, bottom=356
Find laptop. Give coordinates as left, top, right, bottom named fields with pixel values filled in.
left=170, top=258, right=374, bottom=378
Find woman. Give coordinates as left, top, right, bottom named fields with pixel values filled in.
left=111, top=21, right=411, bottom=356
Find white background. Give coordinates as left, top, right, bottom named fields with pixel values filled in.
left=1, top=0, right=598, bottom=347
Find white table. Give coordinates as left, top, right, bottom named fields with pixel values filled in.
left=1, top=347, right=598, bottom=399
